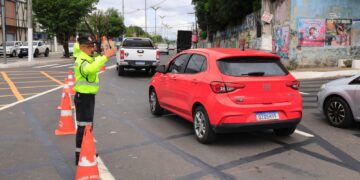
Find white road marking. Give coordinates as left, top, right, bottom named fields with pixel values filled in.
left=295, top=129, right=314, bottom=138
left=300, top=92, right=310, bottom=95
left=97, top=156, right=115, bottom=180
left=51, top=64, right=73, bottom=68
left=107, top=65, right=116, bottom=69
left=33, top=64, right=59, bottom=68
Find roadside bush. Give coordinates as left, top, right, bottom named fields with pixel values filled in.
left=344, top=59, right=352, bottom=68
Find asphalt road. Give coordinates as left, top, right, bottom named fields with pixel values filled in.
left=0, top=51, right=359, bottom=179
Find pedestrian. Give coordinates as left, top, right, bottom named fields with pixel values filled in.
left=73, top=35, right=116, bottom=165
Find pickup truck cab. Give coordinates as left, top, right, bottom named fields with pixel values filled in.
left=0, top=41, right=22, bottom=57
left=18, top=41, right=50, bottom=58
left=116, top=37, right=160, bottom=76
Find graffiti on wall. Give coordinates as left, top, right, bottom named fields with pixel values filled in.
left=298, top=19, right=325, bottom=46
left=274, top=26, right=290, bottom=58
left=325, top=19, right=352, bottom=46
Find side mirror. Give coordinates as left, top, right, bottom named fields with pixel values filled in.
left=155, top=65, right=166, bottom=73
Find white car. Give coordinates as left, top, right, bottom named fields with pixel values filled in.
left=157, top=43, right=169, bottom=55
left=0, top=41, right=22, bottom=57
left=18, top=41, right=50, bottom=58
left=63, top=42, right=75, bottom=56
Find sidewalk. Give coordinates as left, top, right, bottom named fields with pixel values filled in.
left=0, top=52, right=73, bottom=69
left=290, top=67, right=360, bottom=80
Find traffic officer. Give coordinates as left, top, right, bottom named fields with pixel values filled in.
left=74, top=35, right=115, bottom=165
left=73, top=42, right=80, bottom=60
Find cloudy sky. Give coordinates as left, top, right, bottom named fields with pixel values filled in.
left=97, top=0, right=195, bottom=40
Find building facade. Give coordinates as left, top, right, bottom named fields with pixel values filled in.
left=0, top=0, right=27, bottom=43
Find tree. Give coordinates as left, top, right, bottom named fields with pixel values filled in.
left=33, top=0, right=99, bottom=57
left=125, top=26, right=150, bottom=37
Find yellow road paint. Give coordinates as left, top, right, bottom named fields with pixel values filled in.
left=0, top=72, right=24, bottom=101
left=17, top=85, right=59, bottom=89
left=9, top=75, right=65, bottom=80
left=5, top=80, right=54, bottom=84
left=40, top=71, right=64, bottom=85
left=6, top=71, right=68, bottom=76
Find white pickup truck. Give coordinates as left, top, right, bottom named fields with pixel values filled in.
left=18, top=41, right=50, bottom=58
left=0, top=41, right=22, bottom=57
left=116, top=37, right=160, bottom=76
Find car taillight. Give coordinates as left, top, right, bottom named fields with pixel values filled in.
left=210, top=81, right=245, bottom=93
left=286, top=80, right=300, bottom=90
left=156, top=50, right=160, bottom=60
left=120, top=49, right=125, bottom=60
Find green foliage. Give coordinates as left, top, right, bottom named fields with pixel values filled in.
left=33, top=0, right=98, bottom=57
left=344, top=59, right=352, bottom=68
left=125, top=26, right=150, bottom=38
left=286, top=60, right=299, bottom=70
left=192, top=0, right=261, bottom=36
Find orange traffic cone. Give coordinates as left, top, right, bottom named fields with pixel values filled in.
left=100, top=65, right=106, bottom=73
left=57, top=78, right=69, bottom=110
left=67, top=71, right=75, bottom=95
left=76, top=125, right=99, bottom=180
left=55, top=88, right=76, bottom=135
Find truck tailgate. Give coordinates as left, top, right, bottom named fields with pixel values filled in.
left=124, top=48, right=157, bottom=61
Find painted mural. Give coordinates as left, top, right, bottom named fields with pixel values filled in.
left=298, top=19, right=325, bottom=46
left=325, top=19, right=352, bottom=46
left=274, top=26, right=290, bottom=58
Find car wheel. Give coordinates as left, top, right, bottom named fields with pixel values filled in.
left=273, top=127, right=296, bottom=136
left=44, top=49, right=49, bottom=57
left=118, top=66, right=125, bottom=76
left=11, top=51, right=16, bottom=57
left=324, top=97, right=353, bottom=128
left=149, top=89, right=163, bottom=116
left=34, top=49, right=39, bottom=57
left=148, top=68, right=156, bottom=76
left=193, top=106, right=216, bottom=144
left=18, top=54, right=23, bottom=58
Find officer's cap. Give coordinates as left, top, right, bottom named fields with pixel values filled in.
left=77, top=36, right=96, bottom=45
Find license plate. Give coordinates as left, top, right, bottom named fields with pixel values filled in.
left=136, top=61, right=145, bottom=65
left=256, top=112, right=279, bottom=121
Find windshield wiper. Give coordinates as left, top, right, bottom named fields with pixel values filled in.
left=241, top=72, right=265, bottom=76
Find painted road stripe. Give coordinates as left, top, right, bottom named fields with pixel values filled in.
left=295, top=130, right=315, bottom=138
left=5, top=71, right=68, bottom=76
left=40, top=71, right=64, bottom=85
left=33, top=64, right=59, bottom=68
left=1, top=72, right=24, bottom=101
left=300, top=92, right=310, bottom=95
left=51, top=64, right=73, bottom=68
left=97, top=156, right=115, bottom=180
left=16, top=85, right=59, bottom=89
left=11, top=80, right=54, bottom=84
left=9, top=75, right=65, bottom=80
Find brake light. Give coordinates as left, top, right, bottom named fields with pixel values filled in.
left=210, top=81, right=245, bottom=93
left=120, top=49, right=125, bottom=60
left=286, top=80, right=300, bottom=90
left=156, top=50, right=160, bottom=60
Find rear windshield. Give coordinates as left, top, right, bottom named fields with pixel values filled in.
left=122, top=39, right=154, bottom=48
left=217, top=57, right=288, bottom=77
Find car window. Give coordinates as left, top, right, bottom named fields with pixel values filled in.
left=184, top=54, right=207, bottom=74
left=38, top=42, right=42, bottom=46
left=122, top=39, right=154, bottom=48
left=217, top=57, right=288, bottom=77
left=168, top=54, right=190, bottom=74
left=350, top=76, right=360, bottom=84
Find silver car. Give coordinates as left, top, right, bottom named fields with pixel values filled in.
left=318, top=73, right=360, bottom=128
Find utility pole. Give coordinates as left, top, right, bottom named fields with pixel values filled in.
left=1, top=0, right=7, bottom=64
left=145, top=0, right=147, bottom=33
left=27, top=0, right=33, bottom=62
left=151, top=6, right=160, bottom=35
left=159, top=16, right=165, bottom=38
left=122, top=0, right=125, bottom=18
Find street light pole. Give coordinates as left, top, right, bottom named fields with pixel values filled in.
left=145, top=0, right=147, bottom=33
left=151, top=6, right=160, bottom=35
left=1, top=0, right=7, bottom=64
left=27, top=0, right=33, bottom=62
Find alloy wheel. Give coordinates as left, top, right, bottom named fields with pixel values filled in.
left=327, top=101, right=346, bottom=125
left=194, top=111, right=206, bottom=138
left=150, top=91, right=157, bottom=112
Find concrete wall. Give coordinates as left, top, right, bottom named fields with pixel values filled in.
left=289, top=0, right=360, bottom=67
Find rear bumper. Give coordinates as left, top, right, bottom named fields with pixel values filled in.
left=118, top=60, right=159, bottom=68
left=213, top=118, right=301, bottom=133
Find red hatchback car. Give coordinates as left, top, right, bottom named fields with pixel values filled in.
left=149, top=48, right=302, bottom=143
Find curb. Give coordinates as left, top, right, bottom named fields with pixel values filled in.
left=0, top=53, right=73, bottom=69
left=290, top=69, right=360, bottom=80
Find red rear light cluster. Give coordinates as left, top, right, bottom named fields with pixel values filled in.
left=286, top=80, right=300, bottom=90
left=156, top=50, right=160, bottom=60
left=210, top=81, right=245, bottom=93
left=120, top=49, right=125, bottom=60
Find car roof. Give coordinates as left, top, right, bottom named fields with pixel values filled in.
left=182, top=48, right=280, bottom=60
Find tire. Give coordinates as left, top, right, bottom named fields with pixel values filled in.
left=324, top=96, right=354, bottom=128
left=149, top=89, right=164, bottom=116
left=118, top=66, right=125, bottom=76
left=148, top=68, right=156, bottom=76
left=18, top=54, right=23, bottom=58
left=273, top=127, right=296, bottom=136
left=34, top=49, right=39, bottom=57
left=193, top=106, right=216, bottom=144
left=11, top=50, right=16, bottom=57
left=44, top=49, right=49, bottom=57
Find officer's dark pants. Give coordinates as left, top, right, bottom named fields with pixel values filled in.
left=74, top=92, right=95, bottom=165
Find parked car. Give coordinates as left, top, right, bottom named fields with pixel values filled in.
left=318, top=74, right=360, bottom=128
left=168, top=44, right=176, bottom=50
left=18, top=41, right=50, bottom=58
left=157, top=43, right=169, bottom=55
left=63, top=42, right=74, bottom=56
left=0, top=41, right=22, bottom=57
left=116, top=37, right=160, bottom=76
left=148, top=48, right=302, bottom=143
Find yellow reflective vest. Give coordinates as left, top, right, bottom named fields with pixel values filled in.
left=73, top=51, right=108, bottom=94
left=73, top=42, right=80, bottom=58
